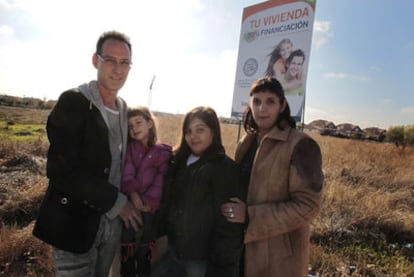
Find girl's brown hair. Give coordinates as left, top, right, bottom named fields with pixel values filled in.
left=174, top=106, right=223, bottom=158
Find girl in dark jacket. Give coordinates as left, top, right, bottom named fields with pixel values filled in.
left=151, top=106, right=244, bottom=277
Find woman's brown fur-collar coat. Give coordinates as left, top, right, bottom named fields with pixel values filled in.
left=235, top=124, right=324, bottom=277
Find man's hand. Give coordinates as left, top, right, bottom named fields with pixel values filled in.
left=129, top=192, right=144, bottom=210
left=119, top=200, right=143, bottom=232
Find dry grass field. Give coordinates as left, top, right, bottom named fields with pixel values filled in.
left=1, top=106, right=414, bottom=276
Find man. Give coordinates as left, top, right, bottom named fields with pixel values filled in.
left=282, top=48, right=305, bottom=95
left=282, top=49, right=306, bottom=121
left=33, top=30, right=142, bottom=276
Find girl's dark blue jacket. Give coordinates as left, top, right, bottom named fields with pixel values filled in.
left=156, top=146, right=244, bottom=277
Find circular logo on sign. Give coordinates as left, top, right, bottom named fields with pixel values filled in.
left=243, top=58, right=258, bottom=77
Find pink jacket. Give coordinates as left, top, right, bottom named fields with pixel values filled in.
left=121, top=140, right=172, bottom=212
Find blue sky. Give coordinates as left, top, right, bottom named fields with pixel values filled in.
left=0, top=0, right=413, bottom=129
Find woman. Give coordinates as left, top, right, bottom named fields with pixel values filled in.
left=264, top=38, right=293, bottom=81
left=221, top=77, right=324, bottom=277
left=152, top=106, right=244, bottom=277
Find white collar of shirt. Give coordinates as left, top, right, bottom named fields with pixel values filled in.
left=186, top=153, right=200, bottom=166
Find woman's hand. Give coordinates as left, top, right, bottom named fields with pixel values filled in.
left=221, top=197, right=246, bottom=224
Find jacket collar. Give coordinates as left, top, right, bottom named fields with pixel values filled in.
left=78, top=81, right=126, bottom=126
left=235, top=122, right=292, bottom=164
left=263, top=122, right=292, bottom=143
left=78, top=80, right=128, bottom=168
left=174, top=145, right=226, bottom=167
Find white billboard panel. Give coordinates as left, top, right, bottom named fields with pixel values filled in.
left=231, top=0, right=317, bottom=122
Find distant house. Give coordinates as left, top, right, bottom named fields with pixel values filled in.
left=363, top=127, right=386, bottom=142
left=336, top=123, right=363, bottom=139
left=305, top=120, right=336, bottom=135
left=304, top=119, right=387, bottom=142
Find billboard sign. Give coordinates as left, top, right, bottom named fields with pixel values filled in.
left=231, top=0, right=317, bottom=123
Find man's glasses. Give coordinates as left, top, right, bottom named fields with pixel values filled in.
left=97, top=54, right=132, bottom=69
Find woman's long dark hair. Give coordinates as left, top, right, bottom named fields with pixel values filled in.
left=243, top=77, right=296, bottom=134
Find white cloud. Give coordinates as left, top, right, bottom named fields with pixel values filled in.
left=304, top=106, right=351, bottom=126
left=369, top=65, right=381, bottom=72
left=125, top=47, right=238, bottom=117
left=354, top=76, right=370, bottom=82
left=323, top=72, right=348, bottom=79
left=323, top=72, right=369, bottom=82
left=0, top=25, right=13, bottom=36
left=0, top=0, right=18, bottom=10
left=401, top=107, right=414, bottom=113
left=304, top=107, right=330, bottom=123
left=312, top=20, right=331, bottom=48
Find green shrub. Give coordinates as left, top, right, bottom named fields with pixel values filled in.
left=404, top=125, right=414, bottom=146
left=386, top=126, right=405, bottom=147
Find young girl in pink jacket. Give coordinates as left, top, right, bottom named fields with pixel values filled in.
left=120, top=107, right=172, bottom=277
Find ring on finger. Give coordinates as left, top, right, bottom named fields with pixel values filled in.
left=229, top=207, right=233, bottom=213
left=230, top=213, right=235, bottom=218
